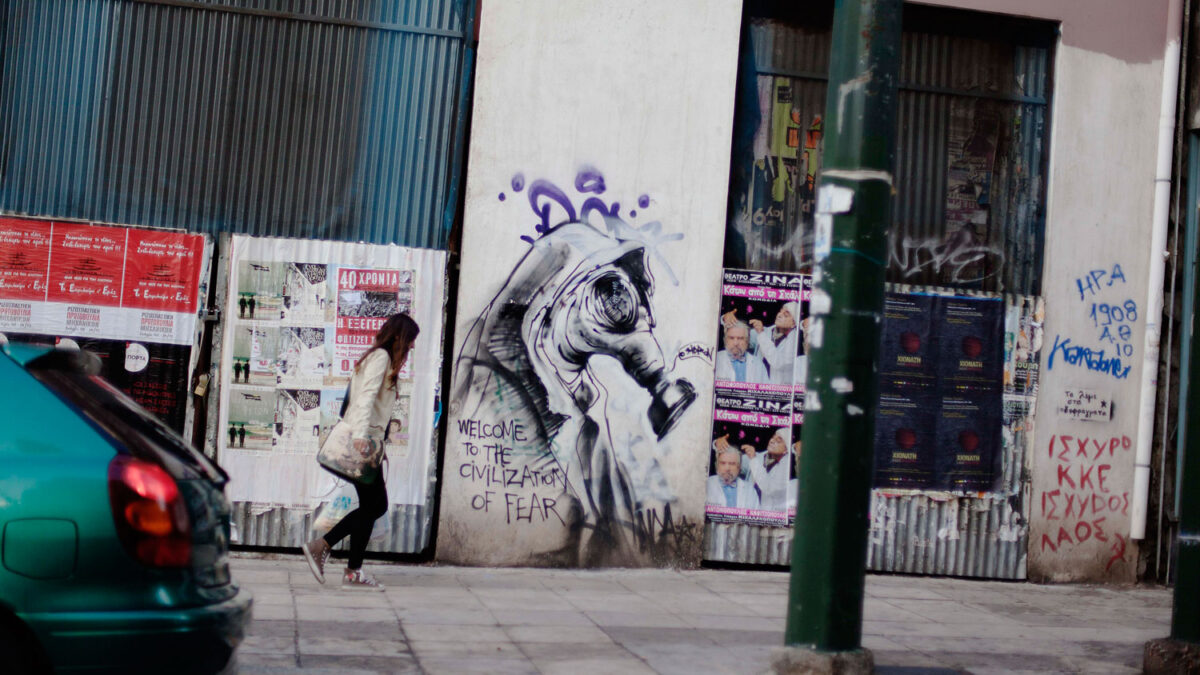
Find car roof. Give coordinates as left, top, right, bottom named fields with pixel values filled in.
left=1, top=339, right=57, bottom=366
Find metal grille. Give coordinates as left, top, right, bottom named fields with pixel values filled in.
left=725, top=15, right=1051, bottom=296
left=0, top=0, right=469, bottom=249
left=231, top=502, right=431, bottom=554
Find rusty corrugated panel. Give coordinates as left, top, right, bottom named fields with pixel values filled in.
left=703, top=521, right=791, bottom=566
left=889, top=31, right=1049, bottom=296
left=749, top=16, right=829, bottom=79
left=0, top=0, right=469, bottom=249
left=705, top=287, right=1041, bottom=579
left=231, top=502, right=430, bottom=554
left=728, top=17, right=1050, bottom=296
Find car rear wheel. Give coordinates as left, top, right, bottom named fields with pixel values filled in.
left=215, top=650, right=239, bottom=675
left=0, top=614, right=51, bottom=675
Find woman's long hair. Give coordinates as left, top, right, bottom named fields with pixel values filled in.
left=356, top=313, right=420, bottom=387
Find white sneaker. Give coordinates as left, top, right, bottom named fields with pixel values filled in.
left=341, top=567, right=385, bottom=591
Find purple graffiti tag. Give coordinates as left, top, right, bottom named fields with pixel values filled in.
left=581, top=197, right=620, bottom=223
left=638, top=194, right=650, bottom=209
left=528, top=180, right=577, bottom=235
left=576, top=168, right=606, bottom=194
left=511, top=174, right=526, bottom=192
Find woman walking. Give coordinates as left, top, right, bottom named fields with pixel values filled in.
left=303, top=313, right=419, bottom=590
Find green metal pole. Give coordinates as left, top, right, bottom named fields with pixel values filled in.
left=1173, top=238, right=1200, bottom=644
left=784, top=0, right=902, bottom=652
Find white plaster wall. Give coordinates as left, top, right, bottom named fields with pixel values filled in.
left=923, top=0, right=1171, bottom=581
left=1030, top=44, right=1165, bottom=581
left=438, top=0, right=743, bottom=566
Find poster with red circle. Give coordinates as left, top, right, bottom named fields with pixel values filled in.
left=873, top=389, right=939, bottom=489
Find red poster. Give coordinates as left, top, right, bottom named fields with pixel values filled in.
left=47, top=223, right=126, bottom=307
left=122, top=229, right=205, bottom=312
left=0, top=218, right=52, bottom=301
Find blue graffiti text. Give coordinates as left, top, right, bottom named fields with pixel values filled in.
left=1075, top=264, right=1127, bottom=301
left=1047, top=335, right=1132, bottom=380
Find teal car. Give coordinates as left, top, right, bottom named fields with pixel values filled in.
left=0, top=341, right=250, bottom=674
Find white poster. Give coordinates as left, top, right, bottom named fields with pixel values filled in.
left=218, top=235, right=447, bottom=509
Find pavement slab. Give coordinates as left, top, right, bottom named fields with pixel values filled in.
left=227, top=554, right=1171, bottom=674
left=504, top=624, right=616, bottom=644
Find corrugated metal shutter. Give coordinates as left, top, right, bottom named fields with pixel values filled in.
left=708, top=6, right=1053, bottom=578
left=0, top=0, right=470, bottom=249
left=232, top=503, right=431, bottom=555
left=726, top=9, right=1052, bottom=296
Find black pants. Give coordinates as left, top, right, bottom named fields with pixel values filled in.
left=323, top=476, right=387, bottom=570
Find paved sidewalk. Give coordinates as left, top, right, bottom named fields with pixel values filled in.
left=232, top=554, right=1171, bottom=674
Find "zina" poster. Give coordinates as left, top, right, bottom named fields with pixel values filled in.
left=706, top=269, right=811, bottom=526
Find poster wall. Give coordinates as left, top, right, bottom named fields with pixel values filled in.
left=0, top=217, right=207, bottom=431
left=217, top=235, right=447, bottom=513
left=873, top=291, right=1004, bottom=491
left=438, top=0, right=743, bottom=567
left=706, top=269, right=810, bottom=527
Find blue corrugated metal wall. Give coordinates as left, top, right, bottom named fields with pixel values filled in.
left=0, top=0, right=470, bottom=248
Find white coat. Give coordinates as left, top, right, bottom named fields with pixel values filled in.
left=706, top=475, right=760, bottom=509
left=748, top=452, right=794, bottom=512
left=755, top=326, right=800, bottom=386
left=714, top=349, right=771, bottom=384
left=343, top=348, right=398, bottom=441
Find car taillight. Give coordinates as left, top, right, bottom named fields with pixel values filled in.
left=108, top=455, right=191, bottom=567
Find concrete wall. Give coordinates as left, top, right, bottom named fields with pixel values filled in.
left=924, top=0, right=1173, bottom=581
left=437, top=0, right=743, bottom=566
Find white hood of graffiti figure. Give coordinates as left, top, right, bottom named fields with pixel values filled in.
left=516, top=222, right=695, bottom=436
left=451, top=220, right=697, bottom=563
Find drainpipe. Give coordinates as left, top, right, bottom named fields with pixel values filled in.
left=1133, top=0, right=1184, bottom=541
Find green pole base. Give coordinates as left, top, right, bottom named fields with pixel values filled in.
left=1144, top=638, right=1200, bottom=673
left=769, top=646, right=874, bottom=675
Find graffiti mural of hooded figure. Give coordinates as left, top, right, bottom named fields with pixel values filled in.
left=452, top=221, right=697, bottom=566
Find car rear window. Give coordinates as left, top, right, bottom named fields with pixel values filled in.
left=26, top=348, right=227, bottom=485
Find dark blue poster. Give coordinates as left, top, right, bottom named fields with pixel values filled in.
left=935, top=297, right=1004, bottom=394
left=878, top=292, right=937, bottom=391
left=873, top=293, right=1004, bottom=491
left=934, top=394, right=1002, bottom=491
left=873, top=390, right=938, bottom=489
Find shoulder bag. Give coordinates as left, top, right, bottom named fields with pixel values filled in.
left=316, top=380, right=385, bottom=485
